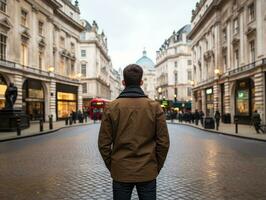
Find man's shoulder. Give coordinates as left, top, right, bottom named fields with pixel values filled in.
left=107, top=98, right=160, bottom=108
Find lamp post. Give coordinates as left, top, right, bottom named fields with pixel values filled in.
left=48, top=66, right=55, bottom=73
left=214, top=69, right=221, bottom=77
left=214, top=68, right=221, bottom=115
left=158, top=87, right=162, bottom=100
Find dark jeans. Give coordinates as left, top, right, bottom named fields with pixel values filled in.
left=254, top=123, right=264, bottom=134
left=113, top=179, right=156, bottom=200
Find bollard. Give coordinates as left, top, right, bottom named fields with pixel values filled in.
left=235, top=117, right=238, bottom=134
left=16, top=115, right=21, bottom=136
left=49, top=115, right=53, bottom=130
left=40, top=119, right=44, bottom=132
left=65, top=117, right=69, bottom=125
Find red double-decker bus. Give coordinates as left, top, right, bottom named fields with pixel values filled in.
left=88, top=98, right=110, bottom=120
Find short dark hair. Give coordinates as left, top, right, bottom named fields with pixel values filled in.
left=123, top=64, right=143, bottom=86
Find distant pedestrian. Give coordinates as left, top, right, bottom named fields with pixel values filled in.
left=199, top=111, right=205, bottom=126
left=194, top=110, right=200, bottom=126
left=93, top=109, right=98, bottom=123
left=214, top=110, right=221, bottom=130
left=71, top=110, right=77, bottom=124
left=170, top=109, right=176, bottom=123
left=252, top=110, right=264, bottom=134
left=98, top=64, right=169, bottom=200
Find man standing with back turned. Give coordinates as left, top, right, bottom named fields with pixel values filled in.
left=98, top=64, right=170, bottom=200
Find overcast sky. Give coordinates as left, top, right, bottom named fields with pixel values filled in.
left=78, top=0, right=198, bottom=70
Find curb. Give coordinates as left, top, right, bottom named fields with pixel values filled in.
left=0, top=122, right=97, bottom=143
left=168, top=122, right=266, bottom=142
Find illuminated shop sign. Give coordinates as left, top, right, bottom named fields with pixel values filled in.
left=206, top=88, right=213, bottom=95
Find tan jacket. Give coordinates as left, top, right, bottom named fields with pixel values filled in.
left=98, top=97, right=169, bottom=183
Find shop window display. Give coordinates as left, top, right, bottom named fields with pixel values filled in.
left=22, top=79, right=45, bottom=121
left=0, top=75, right=7, bottom=109
left=206, top=88, right=214, bottom=117
left=235, top=78, right=255, bottom=123
left=57, top=91, right=77, bottom=119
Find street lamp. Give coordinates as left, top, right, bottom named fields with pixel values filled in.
left=214, top=69, right=220, bottom=76
left=48, top=66, right=55, bottom=73
left=158, top=87, right=162, bottom=100
left=76, top=73, right=82, bottom=79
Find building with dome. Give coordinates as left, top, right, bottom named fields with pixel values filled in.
left=136, top=50, right=156, bottom=99
left=155, top=25, right=193, bottom=110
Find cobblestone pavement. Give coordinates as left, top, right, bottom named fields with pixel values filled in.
left=1, top=124, right=266, bottom=200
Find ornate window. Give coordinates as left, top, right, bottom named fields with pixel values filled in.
left=21, top=9, right=28, bottom=27
left=38, top=21, right=44, bottom=36
left=81, top=49, right=86, bottom=57
left=20, top=43, right=28, bottom=66
left=234, top=49, right=239, bottom=68
left=70, top=42, right=75, bottom=53
left=249, top=40, right=255, bottom=62
left=233, top=18, right=239, bottom=34
left=187, top=70, right=192, bottom=81
left=0, top=0, right=6, bottom=12
left=222, top=28, right=227, bottom=42
left=248, top=2, right=255, bottom=22
left=38, top=50, right=44, bottom=69
left=0, top=34, right=6, bottom=60
left=60, top=37, right=65, bottom=49
left=82, top=83, right=87, bottom=94
left=187, top=88, right=192, bottom=96
left=81, top=64, right=86, bottom=77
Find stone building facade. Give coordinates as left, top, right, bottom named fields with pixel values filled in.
left=155, top=25, right=193, bottom=104
left=136, top=50, right=156, bottom=99
left=109, top=67, right=122, bottom=100
left=79, top=19, right=113, bottom=106
left=0, top=0, right=84, bottom=121
left=189, top=0, right=266, bottom=123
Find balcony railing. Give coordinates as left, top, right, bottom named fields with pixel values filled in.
left=196, top=76, right=215, bottom=87
left=0, top=59, right=79, bottom=83
left=0, top=59, right=16, bottom=68
left=228, top=61, right=256, bottom=76
left=22, top=65, right=50, bottom=77
left=54, top=74, right=80, bottom=83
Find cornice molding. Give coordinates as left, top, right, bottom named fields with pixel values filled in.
left=155, top=53, right=191, bottom=67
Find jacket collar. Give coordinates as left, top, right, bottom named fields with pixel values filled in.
left=117, top=85, right=148, bottom=99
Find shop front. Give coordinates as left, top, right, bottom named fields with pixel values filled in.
left=22, top=79, right=45, bottom=121
left=0, top=74, right=7, bottom=109
left=235, top=78, right=254, bottom=124
left=56, top=83, right=78, bottom=120
left=205, top=87, right=214, bottom=117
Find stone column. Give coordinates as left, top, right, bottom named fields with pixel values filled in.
left=192, top=90, right=196, bottom=112
left=224, top=80, right=231, bottom=114
left=201, top=89, right=206, bottom=115
left=49, top=80, right=56, bottom=121
left=14, top=74, right=23, bottom=109
left=254, top=70, right=264, bottom=122
left=78, top=84, right=83, bottom=111
left=213, top=81, right=219, bottom=112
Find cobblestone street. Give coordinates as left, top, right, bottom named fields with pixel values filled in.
left=1, top=124, right=266, bottom=200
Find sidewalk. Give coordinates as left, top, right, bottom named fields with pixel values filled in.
left=169, top=120, right=266, bottom=142
left=0, top=120, right=95, bottom=142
